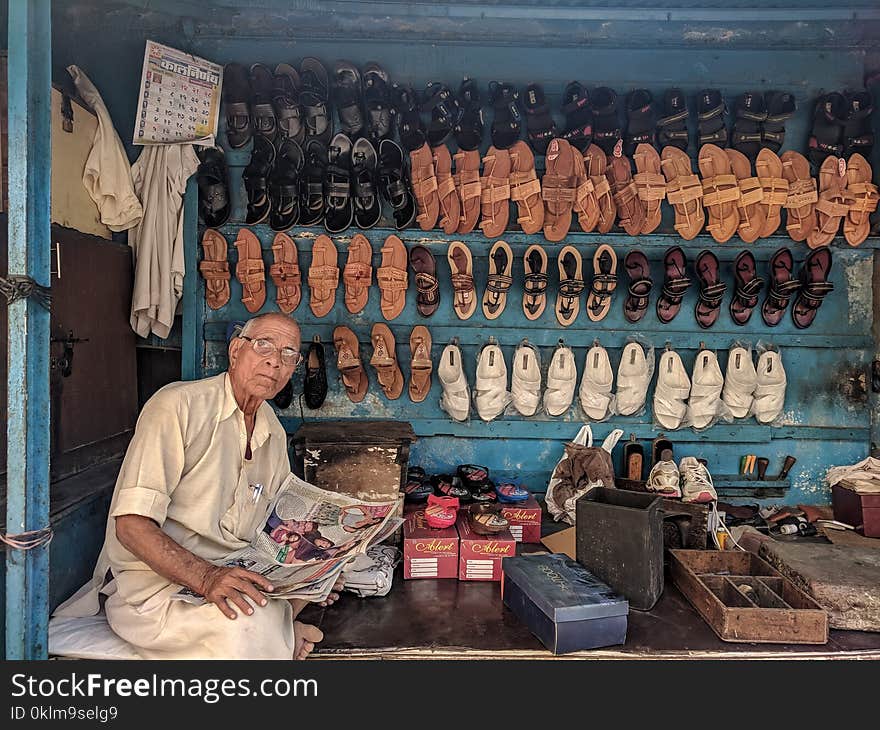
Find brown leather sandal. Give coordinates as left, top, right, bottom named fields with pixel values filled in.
left=755, top=149, right=789, bottom=238
left=234, top=228, right=266, bottom=313
left=410, top=142, right=440, bottom=230
left=780, top=150, right=818, bottom=243
left=633, top=144, right=666, bottom=234
left=199, top=228, right=231, bottom=310
left=480, top=146, right=511, bottom=238
left=482, top=239, right=513, bottom=320
left=661, top=146, right=704, bottom=240
left=583, top=144, right=616, bottom=233
left=508, top=140, right=544, bottom=235
left=523, top=244, right=548, bottom=320
left=698, top=143, right=741, bottom=243
left=370, top=322, right=404, bottom=400
left=269, top=232, right=301, bottom=314
left=726, top=148, right=766, bottom=243
left=541, top=138, right=577, bottom=242
left=433, top=144, right=460, bottom=234
left=453, top=148, right=482, bottom=234
left=606, top=153, right=646, bottom=236
left=342, top=233, right=372, bottom=314
left=308, top=234, right=339, bottom=318
left=844, top=153, right=879, bottom=247
left=408, top=325, right=433, bottom=403
left=808, top=156, right=850, bottom=248
left=409, top=244, right=440, bottom=317
left=333, top=325, right=368, bottom=403
left=468, top=503, right=509, bottom=536
left=573, top=150, right=600, bottom=233
left=376, top=234, right=408, bottom=320
left=447, top=241, right=477, bottom=320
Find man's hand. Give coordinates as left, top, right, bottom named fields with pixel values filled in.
left=200, top=565, right=275, bottom=620
left=317, top=575, right=347, bottom=607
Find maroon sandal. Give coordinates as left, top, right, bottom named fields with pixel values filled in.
left=761, top=247, right=800, bottom=327
left=694, top=249, right=727, bottom=329
left=409, top=244, right=440, bottom=317
left=623, top=249, right=652, bottom=324
left=792, top=246, right=834, bottom=330
left=729, top=250, right=764, bottom=326
left=656, top=246, right=691, bottom=324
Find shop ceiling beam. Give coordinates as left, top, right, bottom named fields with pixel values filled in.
left=5, top=0, right=52, bottom=660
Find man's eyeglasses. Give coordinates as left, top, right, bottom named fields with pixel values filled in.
left=240, top=336, right=301, bottom=366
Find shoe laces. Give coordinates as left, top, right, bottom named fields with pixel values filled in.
left=682, top=462, right=714, bottom=490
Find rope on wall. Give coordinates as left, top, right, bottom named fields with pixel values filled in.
left=0, top=275, right=52, bottom=311
left=0, top=526, right=54, bottom=551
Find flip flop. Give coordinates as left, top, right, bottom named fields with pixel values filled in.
left=307, top=234, right=339, bottom=318
left=454, top=148, right=483, bottom=234
left=438, top=341, right=470, bottom=422
left=615, top=342, right=650, bottom=417
left=543, top=341, right=577, bottom=417
left=656, top=245, right=691, bottom=324
left=721, top=345, right=757, bottom=419
left=448, top=241, right=477, bottom=320
left=410, top=142, right=440, bottom=231
left=408, top=325, right=433, bottom=404
left=522, top=244, right=548, bottom=320
left=222, top=63, right=253, bottom=149
left=509, top=140, right=544, bottom=235
left=634, top=143, right=666, bottom=234
left=654, top=348, right=691, bottom=431
left=726, top=148, right=766, bottom=243
left=755, top=148, right=788, bottom=238
left=409, top=244, right=440, bottom=317
left=792, top=246, right=834, bottom=330
left=342, top=233, right=373, bottom=314
left=468, top=503, right=509, bottom=536
left=376, top=234, right=408, bottom=320
left=541, top=138, right=577, bottom=242
left=370, top=322, right=404, bottom=400
left=511, top=339, right=542, bottom=417
left=761, top=247, right=800, bottom=327
left=843, top=153, right=878, bottom=246
left=729, top=250, right=763, bottom=326
left=523, top=82, right=557, bottom=155
left=807, top=156, right=850, bottom=248
left=199, top=229, right=231, bottom=310
left=607, top=153, right=646, bottom=236
left=780, top=150, right=818, bottom=242
left=479, top=146, right=511, bottom=238
left=579, top=343, right=614, bottom=421
left=698, top=143, right=740, bottom=243
left=560, top=81, right=593, bottom=152
left=474, top=342, right=511, bottom=422
left=483, top=240, right=513, bottom=320
left=269, top=232, right=301, bottom=314
left=556, top=245, right=584, bottom=327
left=233, top=228, right=266, bottom=314
left=623, top=249, right=652, bottom=324
left=694, top=249, right=727, bottom=329
left=333, top=325, right=368, bottom=403
left=583, top=144, right=616, bottom=233
left=586, top=244, right=617, bottom=323
left=661, top=146, right=704, bottom=240
left=432, top=143, right=460, bottom=234
left=425, top=495, right=460, bottom=530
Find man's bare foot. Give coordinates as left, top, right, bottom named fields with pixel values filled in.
left=293, top=621, right=324, bottom=660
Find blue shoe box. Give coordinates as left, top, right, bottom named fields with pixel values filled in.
left=501, top=553, right=629, bottom=654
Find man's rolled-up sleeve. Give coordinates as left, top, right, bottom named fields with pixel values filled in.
left=110, top=391, right=186, bottom=526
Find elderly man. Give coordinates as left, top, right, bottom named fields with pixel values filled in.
left=55, top=313, right=331, bottom=659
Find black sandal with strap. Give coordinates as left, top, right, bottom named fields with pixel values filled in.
left=243, top=134, right=275, bottom=225
left=624, top=88, right=656, bottom=157
left=523, top=245, right=548, bottom=320
left=558, top=278, right=585, bottom=323
left=300, top=57, right=332, bottom=144
left=657, top=245, right=691, bottom=324
left=761, top=247, right=800, bottom=327
left=364, top=62, right=393, bottom=144
left=697, top=89, right=728, bottom=149
left=300, top=139, right=327, bottom=226
left=761, top=91, right=796, bottom=154
left=332, top=60, right=365, bottom=139
left=561, top=81, right=593, bottom=152
left=269, top=139, right=303, bottom=232
left=378, top=139, right=416, bottom=230
left=523, top=82, right=557, bottom=155
left=272, top=63, right=303, bottom=144
left=792, top=246, right=834, bottom=330
left=454, top=77, right=484, bottom=151
left=656, top=88, right=689, bottom=151
left=694, top=249, right=727, bottom=329
left=489, top=81, right=523, bottom=149
left=731, top=91, right=767, bottom=162
left=249, top=64, right=278, bottom=143
left=196, top=146, right=231, bottom=228
left=843, top=90, right=874, bottom=160
left=729, top=250, right=764, bottom=326
left=808, top=92, right=847, bottom=170
left=352, top=137, right=381, bottom=229
left=222, top=63, right=252, bottom=149
left=623, top=249, right=652, bottom=323
left=591, top=86, right=622, bottom=156
left=484, top=244, right=514, bottom=318
left=391, top=83, right=425, bottom=152
left=421, top=82, right=459, bottom=148
left=324, top=132, right=354, bottom=233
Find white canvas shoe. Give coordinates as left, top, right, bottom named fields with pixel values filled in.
left=646, top=459, right=681, bottom=498
left=438, top=343, right=470, bottom=422
left=615, top=342, right=651, bottom=416
left=721, top=345, right=757, bottom=419
left=688, top=349, right=724, bottom=430
left=474, top=342, right=511, bottom=421
left=511, top=340, right=542, bottom=417
left=653, top=348, right=691, bottom=430
left=543, top=342, right=577, bottom=417
left=579, top=343, right=614, bottom=421
left=753, top=349, right=786, bottom=425
left=680, top=456, right=717, bottom=503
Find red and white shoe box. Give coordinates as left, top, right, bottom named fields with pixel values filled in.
left=498, top=494, right=542, bottom=543
left=456, top=511, right=516, bottom=581
left=402, top=508, right=459, bottom=579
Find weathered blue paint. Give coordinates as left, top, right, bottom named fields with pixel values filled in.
left=5, top=0, right=52, bottom=660
left=181, top=176, right=202, bottom=381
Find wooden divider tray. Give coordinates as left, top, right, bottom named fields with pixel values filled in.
left=669, top=549, right=828, bottom=644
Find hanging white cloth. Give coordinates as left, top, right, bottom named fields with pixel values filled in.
left=128, top=144, right=199, bottom=339
left=66, top=65, right=143, bottom=232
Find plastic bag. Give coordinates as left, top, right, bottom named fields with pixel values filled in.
left=653, top=345, right=691, bottom=431
left=687, top=346, right=732, bottom=431
left=751, top=341, right=786, bottom=426
left=577, top=341, right=616, bottom=422
left=721, top=340, right=757, bottom=420
left=615, top=337, right=655, bottom=417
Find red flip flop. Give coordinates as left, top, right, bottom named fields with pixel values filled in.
left=424, top=494, right=460, bottom=529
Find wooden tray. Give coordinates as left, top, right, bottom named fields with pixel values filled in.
left=669, top=549, right=828, bottom=644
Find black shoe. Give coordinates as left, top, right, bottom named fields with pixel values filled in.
left=272, top=379, right=294, bottom=410
left=303, top=336, right=328, bottom=409
left=195, top=146, right=231, bottom=227
left=243, top=134, right=275, bottom=225
left=222, top=63, right=253, bottom=149
left=249, top=63, right=278, bottom=142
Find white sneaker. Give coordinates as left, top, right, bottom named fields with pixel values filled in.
left=474, top=342, right=511, bottom=421
left=438, top=343, right=470, bottom=422
left=579, top=344, right=614, bottom=421
left=688, top=349, right=724, bottom=430
left=753, top=349, right=786, bottom=425
left=680, top=456, right=717, bottom=503
left=511, top=340, right=542, bottom=417
left=543, top=342, right=577, bottom=417
left=615, top=342, right=651, bottom=416
left=646, top=459, right=681, bottom=498
left=721, top=346, right=757, bottom=418
left=653, top=349, right=691, bottom=430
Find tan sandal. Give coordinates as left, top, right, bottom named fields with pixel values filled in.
left=447, top=241, right=477, bottom=320
left=268, top=232, right=301, bottom=314
left=307, top=234, right=339, bottom=318
left=376, top=234, right=408, bottom=320
left=408, top=325, right=433, bottom=403
left=556, top=245, right=584, bottom=327
left=523, top=244, right=548, bottom=321
left=370, top=322, right=404, bottom=400
left=433, top=144, right=460, bottom=234
left=333, top=325, right=367, bottom=403
left=542, top=138, right=577, bottom=242
left=698, top=143, right=741, bottom=243
left=661, top=146, right=704, bottom=240
left=410, top=142, right=440, bottom=230
left=583, top=144, right=616, bottom=233
left=482, top=239, right=513, bottom=320
left=755, top=149, right=789, bottom=238
left=199, top=229, right=231, bottom=310
left=586, top=244, right=617, bottom=322
left=606, top=154, right=646, bottom=236
left=453, top=148, right=482, bottom=234
left=780, top=150, right=818, bottom=242
left=808, top=156, right=850, bottom=248
left=633, top=144, right=666, bottom=234
left=508, top=141, right=544, bottom=235
left=480, top=146, right=511, bottom=238
left=234, top=228, right=266, bottom=313
left=726, top=148, right=766, bottom=243
left=342, top=233, right=372, bottom=314
left=843, top=153, right=878, bottom=247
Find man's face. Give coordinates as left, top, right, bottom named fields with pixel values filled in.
left=228, top=316, right=301, bottom=402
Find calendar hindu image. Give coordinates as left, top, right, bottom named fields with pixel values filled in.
left=133, top=40, right=223, bottom=146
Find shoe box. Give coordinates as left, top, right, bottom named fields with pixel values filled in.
left=498, top=494, right=542, bottom=543
left=501, top=553, right=629, bottom=654
left=402, top=507, right=460, bottom=579
left=833, top=480, right=880, bottom=538
left=456, top=511, right=516, bottom=581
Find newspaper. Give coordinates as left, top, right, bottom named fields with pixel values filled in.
left=172, top=474, right=401, bottom=604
